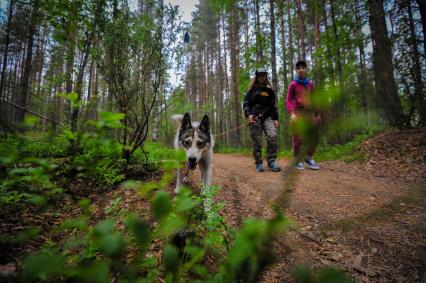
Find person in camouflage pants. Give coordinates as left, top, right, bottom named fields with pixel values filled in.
left=243, top=67, right=281, bottom=172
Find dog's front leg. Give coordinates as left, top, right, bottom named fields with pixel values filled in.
left=175, top=168, right=183, bottom=193
left=199, top=159, right=212, bottom=211
left=199, top=159, right=212, bottom=187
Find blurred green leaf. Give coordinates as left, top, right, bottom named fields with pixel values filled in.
left=99, top=232, right=125, bottom=257
left=12, top=227, right=41, bottom=244
left=152, top=191, right=171, bottom=220
left=78, top=198, right=91, bottom=214
left=23, top=115, right=40, bottom=127
left=142, top=256, right=157, bottom=268
left=175, top=149, right=187, bottom=163
left=94, top=219, right=114, bottom=235
left=292, top=265, right=315, bottom=283
left=127, top=215, right=151, bottom=248
left=63, top=237, right=85, bottom=249
left=77, top=262, right=109, bottom=283
left=174, top=195, right=200, bottom=213
left=23, top=250, right=65, bottom=280
left=98, top=111, right=125, bottom=129
left=156, top=214, right=186, bottom=237
left=163, top=244, right=179, bottom=274
left=28, top=195, right=47, bottom=207
left=60, top=217, right=88, bottom=231
left=318, top=267, right=351, bottom=283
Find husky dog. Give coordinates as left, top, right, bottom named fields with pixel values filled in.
left=172, top=113, right=214, bottom=193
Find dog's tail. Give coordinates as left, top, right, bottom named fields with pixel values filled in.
left=171, top=114, right=183, bottom=123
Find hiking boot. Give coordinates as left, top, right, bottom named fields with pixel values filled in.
left=268, top=160, right=281, bottom=172
left=305, top=158, right=320, bottom=170
left=295, top=161, right=305, bottom=170
left=256, top=163, right=264, bottom=172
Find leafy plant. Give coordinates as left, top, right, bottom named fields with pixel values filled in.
left=18, top=157, right=290, bottom=282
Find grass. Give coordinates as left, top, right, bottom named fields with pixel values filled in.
left=214, top=146, right=252, bottom=155
left=314, top=131, right=378, bottom=162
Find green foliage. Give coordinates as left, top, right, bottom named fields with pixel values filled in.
left=96, top=2, right=182, bottom=157
left=0, top=131, right=68, bottom=159
left=214, top=146, right=252, bottom=155
left=209, top=0, right=237, bottom=13
left=0, top=112, right=181, bottom=209
left=67, top=115, right=126, bottom=187
left=136, top=142, right=180, bottom=169
left=16, top=160, right=294, bottom=282
left=0, top=227, right=41, bottom=246
left=2, top=125, right=352, bottom=282
left=22, top=249, right=65, bottom=280
left=292, top=265, right=352, bottom=283
left=0, top=131, right=63, bottom=208
left=126, top=214, right=151, bottom=249
left=315, top=127, right=382, bottom=161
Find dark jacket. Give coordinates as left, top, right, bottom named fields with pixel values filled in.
left=243, top=84, right=278, bottom=121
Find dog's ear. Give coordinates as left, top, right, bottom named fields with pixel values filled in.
left=199, top=115, right=210, bottom=132
left=181, top=113, right=192, bottom=131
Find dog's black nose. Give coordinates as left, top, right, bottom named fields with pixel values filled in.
left=188, top=157, right=196, bottom=164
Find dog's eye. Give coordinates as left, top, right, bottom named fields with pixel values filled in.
left=197, top=141, right=205, bottom=148
left=183, top=140, right=191, bottom=147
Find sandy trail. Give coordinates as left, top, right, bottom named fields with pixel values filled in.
left=190, top=153, right=426, bottom=282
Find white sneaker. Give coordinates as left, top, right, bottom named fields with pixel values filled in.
left=295, top=161, right=305, bottom=170
left=305, top=158, right=320, bottom=170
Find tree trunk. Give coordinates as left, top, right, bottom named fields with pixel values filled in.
left=255, top=0, right=263, bottom=64
left=367, top=0, right=407, bottom=128
left=322, top=0, right=335, bottom=85
left=243, top=0, right=250, bottom=68
left=16, top=0, right=40, bottom=126
left=406, top=2, right=425, bottom=126
left=217, top=19, right=225, bottom=140
left=199, top=49, right=206, bottom=115
left=287, top=0, right=294, bottom=77
left=0, top=0, right=14, bottom=120
left=329, top=0, right=342, bottom=82
left=295, top=0, right=306, bottom=60
left=354, top=0, right=371, bottom=126
left=65, top=19, right=76, bottom=125
left=313, top=1, right=323, bottom=87
left=415, top=0, right=426, bottom=58
left=35, top=26, right=48, bottom=97
left=71, top=0, right=104, bottom=132
left=269, top=0, right=278, bottom=94
left=278, top=3, right=288, bottom=89
left=222, top=14, right=230, bottom=143
left=228, top=5, right=240, bottom=146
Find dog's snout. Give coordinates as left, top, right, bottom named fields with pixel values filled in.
left=188, top=157, right=196, bottom=164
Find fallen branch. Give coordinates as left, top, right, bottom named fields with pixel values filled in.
left=0, top=97, right=65, bottom=126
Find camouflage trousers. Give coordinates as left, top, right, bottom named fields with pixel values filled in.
left=249, top=117, right=279, bottom=164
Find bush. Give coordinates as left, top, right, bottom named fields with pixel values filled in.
left=315, top=128, right=382, bottom=161
left=19, top=165, right=288, bottom=282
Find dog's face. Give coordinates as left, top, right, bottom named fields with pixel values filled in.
left=178, top=113, right=211, bottom=170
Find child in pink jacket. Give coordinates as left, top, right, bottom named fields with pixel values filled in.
left=286, top=60, right=321, bottom=170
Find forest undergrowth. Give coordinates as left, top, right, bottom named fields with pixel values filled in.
left=0, top=114, right=353, bottom=282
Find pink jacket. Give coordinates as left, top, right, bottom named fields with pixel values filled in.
left=286, top=80, right=315, bottom=113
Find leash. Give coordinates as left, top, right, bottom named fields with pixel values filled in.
left=213, top=114, right=262, bottom=138
left=213, top=124, right=246, bottom=138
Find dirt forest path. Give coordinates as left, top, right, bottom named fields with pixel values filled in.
left=194, top=153, right=426, bottom=282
